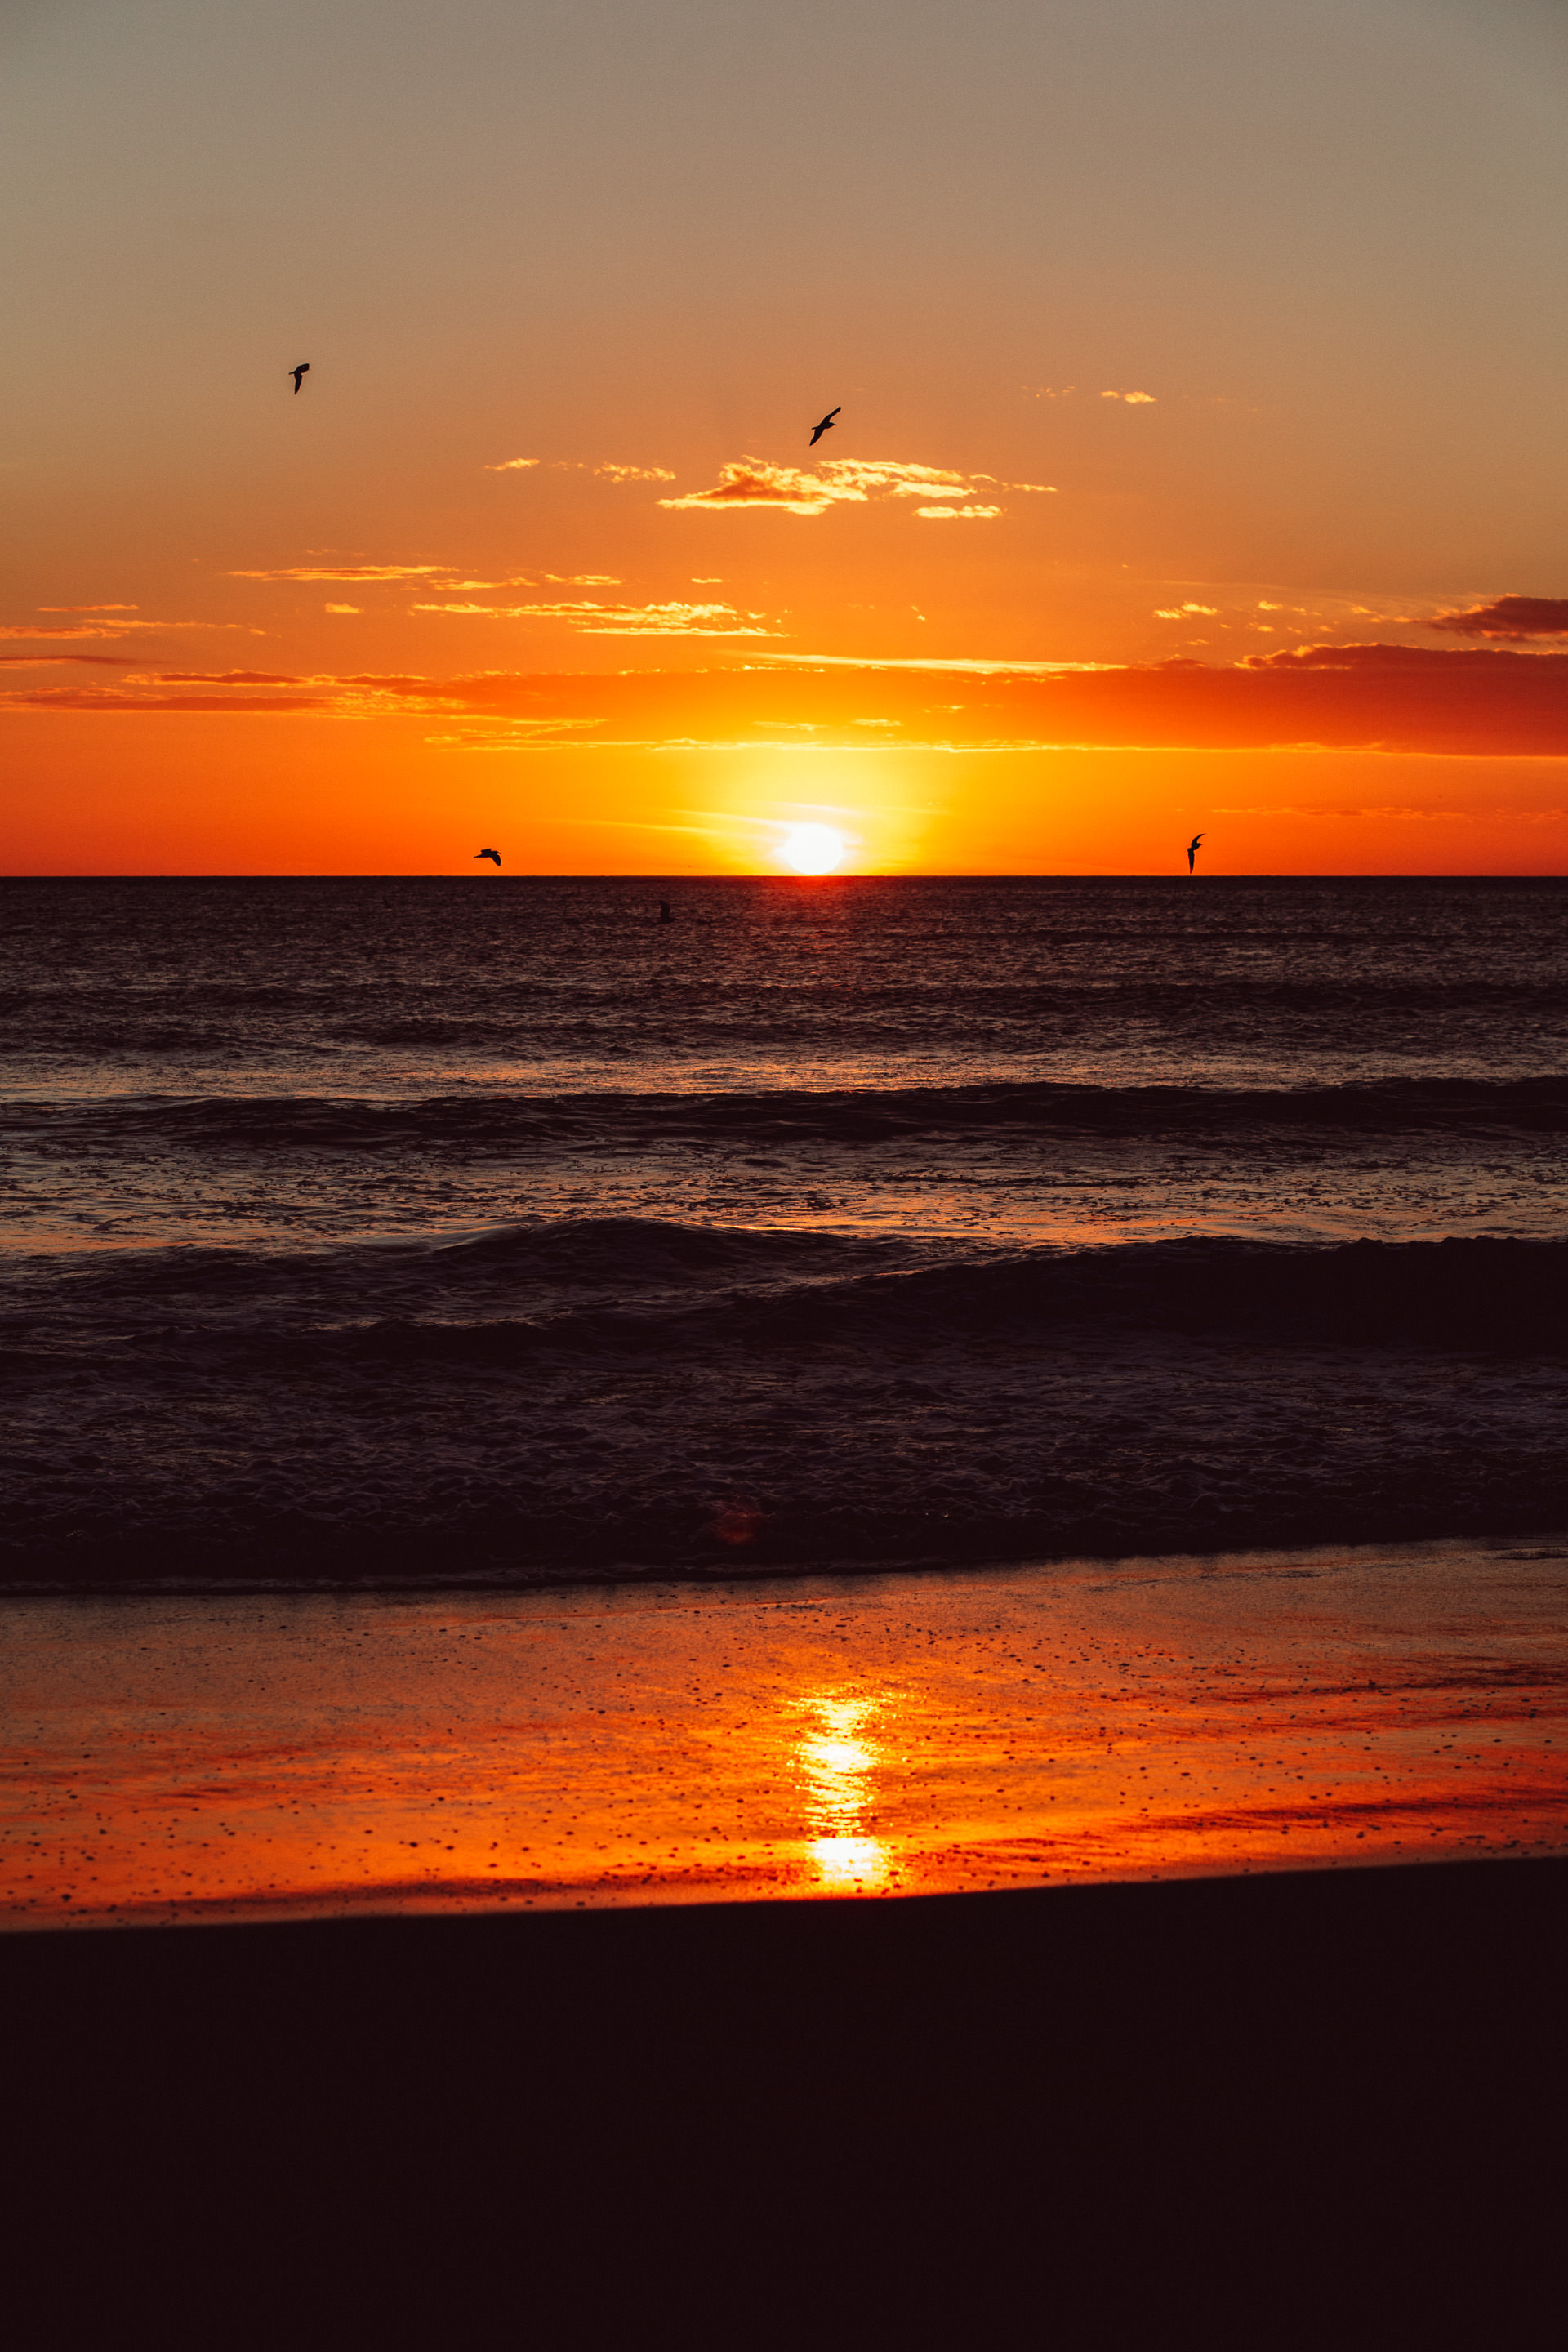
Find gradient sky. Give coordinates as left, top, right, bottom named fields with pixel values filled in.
left=6, top=0, right=1568, bottom=873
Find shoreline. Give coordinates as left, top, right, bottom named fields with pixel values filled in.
left=7, top=1536, right=1562, bottom=1932
left=0, top=1523, right=1564, bottom=1601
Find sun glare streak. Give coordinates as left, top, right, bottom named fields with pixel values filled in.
left=795, top=1690, right=891, bottom=1889
left=780, top=823, right=845, bottom=873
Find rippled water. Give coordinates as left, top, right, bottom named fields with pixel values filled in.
left=4, top=877, right=1567, bottom=1253
left=3, top=877, right=1565, bottom=1588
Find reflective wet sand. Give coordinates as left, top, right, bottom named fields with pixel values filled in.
left=3, top=1538, right=1564, bottom=1927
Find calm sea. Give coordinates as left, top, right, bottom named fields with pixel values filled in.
left=4, top=876, right=1566, bottom=1586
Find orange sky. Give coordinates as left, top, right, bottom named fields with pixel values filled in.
left=6, top=0, right=1568, bottom=874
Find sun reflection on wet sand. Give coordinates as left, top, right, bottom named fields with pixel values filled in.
left=2, top=1539, right=1564, bottom=1928
left=795, top=1693, right=893, bottom=1889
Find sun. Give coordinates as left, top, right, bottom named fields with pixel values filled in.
left=780, top=824, right=846, bottom=875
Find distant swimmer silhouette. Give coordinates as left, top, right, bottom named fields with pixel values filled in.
left=288, top=364, right=310, bottom=394
left=1187, top=832, right=1205, bottom=873
left=474, top=848, right=501, bottom=866
left=808, top=405, right=840, bottom=447
left=658, top=898, right=672, bottom=922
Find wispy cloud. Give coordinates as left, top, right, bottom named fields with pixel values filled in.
left=1, top=619, right=252, bottom=639
left=411, top=597, right=778, bottom=636
left=229, top=564, right=447, bottom=582
left=594, top=462, right=676, bottom=483
left=485, top=457, right=540, bottom=472
left=915, top=503, right=1002, bottom=521
left=38, top=604, right=140, bottom=612
left=1430, top=595, right=1568, bottom=640
left=1155, top=603, right=1219, bottom=617
left=18, top=642, right=1568, bottom=760
left=1102, top=389, right=1157, bottom=403
left=755, top=653, right=1116, bottom=674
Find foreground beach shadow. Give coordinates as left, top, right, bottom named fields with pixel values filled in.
left=7, top=1857, right=1562, bottom=2341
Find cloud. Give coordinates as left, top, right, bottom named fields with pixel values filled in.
left=1430, top=595, right=1568, bottom=640
left=153, top=670, right=305, bottom=684
left=542, top=573, right=622, bottom=586
left=756, top=653, right=1118, bottom=674
left=485, top=457, right=541, bottom=472
left=3, top=687, right=328, bottom=713
left=325, top=604, right=360, bottom=614
left=1102, top=390, right=1157, bottom=403
left=659, top=454, right=1021, bottom=516
left=17, top=641, right=1568, bottom=759
left=38, top=604, right=140, bottom=612
left=1155, top=603, right=1219, bottom=618
left=594, top=462, right=676, bottom=483
left=229, top=564, right=447, bottom=582
left=0, top=652, right=139, bottom=666
left=916, top=503, right=1002, bottom=520
left=411, top=596, right=778, bottom=636
left=0, top=619, right=252, bottom=639
left=659, top=460, right=845, bottom=514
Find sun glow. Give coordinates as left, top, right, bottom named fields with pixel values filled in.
left=779, top=823, right=846, bottom=874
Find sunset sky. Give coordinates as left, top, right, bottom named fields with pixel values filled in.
left=7, top=0, right=1568, bottom=874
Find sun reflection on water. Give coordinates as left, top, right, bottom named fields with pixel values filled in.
left=795, top=1690, right=893, bottom=1890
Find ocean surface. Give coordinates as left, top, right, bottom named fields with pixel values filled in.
left=3, top=875, right=1566, bottom=1588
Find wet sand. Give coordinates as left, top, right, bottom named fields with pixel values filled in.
left=6, top=1535, right=1563, bottom=1927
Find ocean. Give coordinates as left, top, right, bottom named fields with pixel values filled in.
left=4, top=875, right=1567, bottom=1590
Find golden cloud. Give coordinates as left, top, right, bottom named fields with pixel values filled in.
left=485, top=457, right=541, bottom=472
left=660, top=454, right=1020, bottom=516
left=915, top=503, right=1003, bottom=520
left=595, top=462, right=676, bottom=483
left=1, top=619, right=252, bottom=639
left=410, top=597, right=778, bottom=636
left=229, top=564, right=447, bottom=582
left=659, top=460, right=844, bottom=514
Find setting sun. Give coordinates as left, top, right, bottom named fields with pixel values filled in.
left=780, top=824, right=846, bottom=875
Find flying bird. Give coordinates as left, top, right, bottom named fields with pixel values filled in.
left=808, top=405, right=840, bottom=447
left=288, top=363, right=310, bottom=394
left=1187, top=833, right=1204, bottom=873
left=475, top=848, right=501, bottom=866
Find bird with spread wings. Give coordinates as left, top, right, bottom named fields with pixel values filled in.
left=808, top=405, right=840, bottom=447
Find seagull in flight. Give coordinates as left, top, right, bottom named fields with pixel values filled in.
left=808, top=405, right=840, bottom=447
left=288, top=363, right=310, bottom=394
left=474, top=847, right=501, bottom=866
left=1187, top=832, right=1204, bottom=873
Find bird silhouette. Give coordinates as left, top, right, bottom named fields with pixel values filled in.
left=474, top=848, right=501, bottom=866
left=808, top=405, right=840, bottom=447
left=288, top=363, right=310, bottom=394
left=1187, top=833, right=1205, bottom=873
